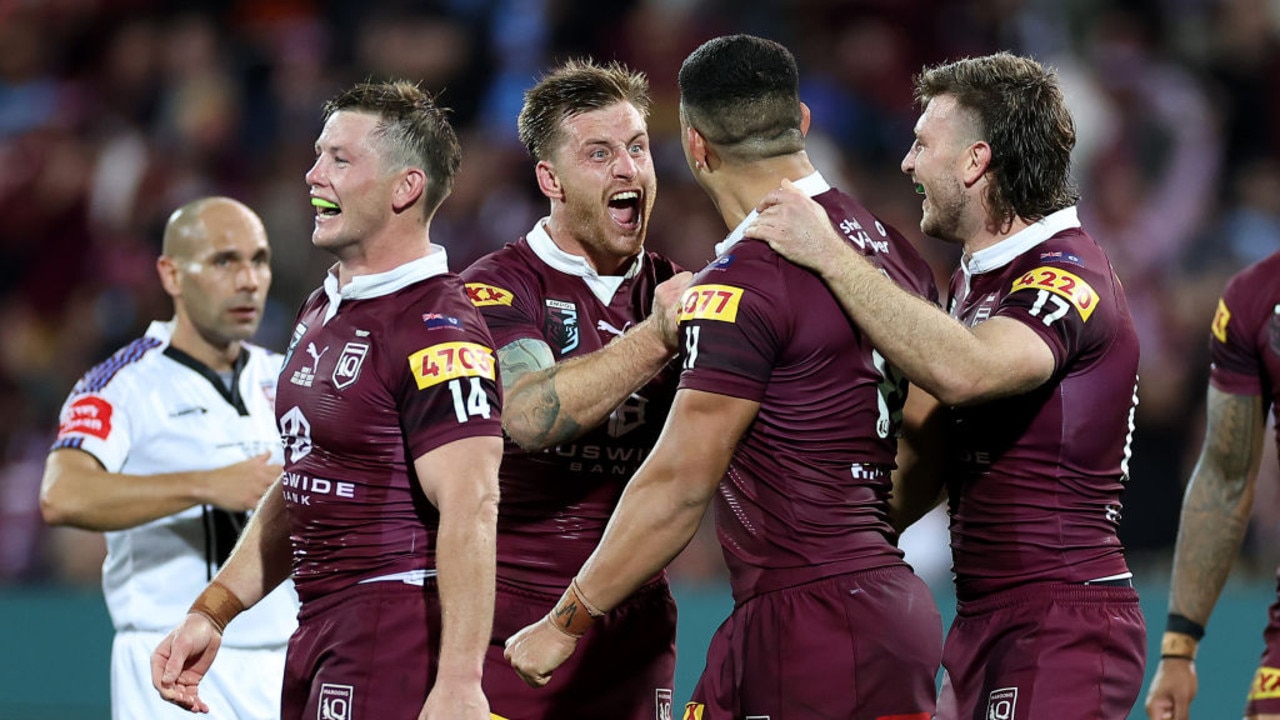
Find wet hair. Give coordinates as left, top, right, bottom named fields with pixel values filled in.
left=678, top=34, right=805, bottom=161
left=322, top=79, right=461, bottom=215
left=914, top=52, right=1079, bottom=224
left=517, top=59, right=651, bottom=161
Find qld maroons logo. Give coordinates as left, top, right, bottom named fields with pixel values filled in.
left=544, top=298, right=580, bottom=355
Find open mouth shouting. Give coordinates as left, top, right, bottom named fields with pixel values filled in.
left=607, top=190, right=642, bottom=231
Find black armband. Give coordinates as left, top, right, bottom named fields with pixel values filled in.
left=1166, top=613, right=1205, bottom=641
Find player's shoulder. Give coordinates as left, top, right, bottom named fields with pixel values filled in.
left=69, top=332, right=168, bottom=397
left=459, top=242, right=537, bottom=307
left=1225, top=250, right=1280, bottom=299
left=642, top=248, right=685, bottom=277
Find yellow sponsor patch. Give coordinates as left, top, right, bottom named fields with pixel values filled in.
left=1010, top=266, right=1099, bottom=322
left=465, top=282, right=514, bottom=307
left=1211, top=298, right=1231, bottom=344
left=408, top=341, right=496, bottom=390
left=682, top=702, right=705, bottom=720
left=679, top=284, right=744, bottom=323
left=1250, top=665, right=1280, bottom=700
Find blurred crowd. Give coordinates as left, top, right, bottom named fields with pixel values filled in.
left=3, top=0, right=1280, bottom=588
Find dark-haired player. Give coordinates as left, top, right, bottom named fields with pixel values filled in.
left=506, top=35, right=944, bottom=720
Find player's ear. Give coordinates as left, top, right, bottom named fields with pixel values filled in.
left=535, top=160, right=563, bottom=201
left=686, top=126, right=711, bottom=173
left=156, top=256, right=182, bottom=297
left=964, top=141, right=993, bottom=187
left=393, top=167, right=426, bottom=213
left=799, top=102, right=811, bottom=137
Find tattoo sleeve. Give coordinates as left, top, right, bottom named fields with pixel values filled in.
left=496, top=337, right=581, bottom=450
left=1169, top=387, right=1266, bottom=625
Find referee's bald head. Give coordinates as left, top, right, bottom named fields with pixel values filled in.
left=162, top=197, right=264, bottom=260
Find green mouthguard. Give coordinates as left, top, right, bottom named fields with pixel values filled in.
left=914, top=184, right=925, bottom=195
left=311, top=197, right=340, bottom=210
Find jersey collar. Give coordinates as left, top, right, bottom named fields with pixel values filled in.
left=962, top=206, right=1081, bottom=277
left=715, top=171, right=832, bottom=257
left=321, top=246, right=451, bottom=324
left=525, top=218, right=645, bottom=305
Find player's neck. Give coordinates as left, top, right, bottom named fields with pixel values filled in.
left=334, top=220, right=434, bottom=288
left=711, top=153, right=816, bottom=232
left=962, top=212, right=1033, bottom=258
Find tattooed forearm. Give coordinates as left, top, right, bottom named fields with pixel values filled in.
left=498, top=338, right=582, bottom=451
left=1169, top=388, right=1266, bottom=623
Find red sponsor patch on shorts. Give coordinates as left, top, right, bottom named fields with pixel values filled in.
left=58, top=395, right=114, bottom=440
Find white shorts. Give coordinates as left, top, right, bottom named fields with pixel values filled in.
left=112, top=630, right=287, bottom=719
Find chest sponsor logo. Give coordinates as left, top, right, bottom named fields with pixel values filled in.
left=1210, top=298, right=1231, bottom=344
left=679, top=285, right=744, bottom=323
left=279, top=406, right=312, bottom=463
left=986, top=687, right=1017, bottom=720
left=422, top=312, right=463, bottom=331
left=1011, top=266, right=1098, bottom=322
left=408, top=341, right=496, bottom=390
left=839, top=216, right=890, bottom=253
left=318, top=683, right=353, bottom=720
left=59, top=395, right=114, bottom=440
left=655, top=688, right=672, bottom=720
left=291, top=342, right=328, bottom=387
left=283, top=321, right=307, bottom=368
left=1250, top=665, right=1280, bottom=700
left=332, top=342, right=369, bottom=390
left=545, top=298, right=581, bottom=354
left=465, top=282, right=514, bottom=307
left=682, top=703, right=704, bottom=720
left=608, top=393, right=648, bottom=437
left=281, top=471, right=356, bottom=506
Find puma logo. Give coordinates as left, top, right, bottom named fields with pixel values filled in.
left=597, top=320, right=631, bottom=337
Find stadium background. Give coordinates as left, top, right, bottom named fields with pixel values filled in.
left=1, top=0, right=1279, bottom=717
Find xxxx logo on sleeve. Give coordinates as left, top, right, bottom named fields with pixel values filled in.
left=1010, top=266, right=1099, bottom=321
left=408, top=341, right=496, bottom=390
left=1250, top=666, right=1280, bottom=700
left=1211, top=298, right=1231, bottom=344
left=465, top=282, right=514, bottom=307
left=679, top=284, right=744, bottom=323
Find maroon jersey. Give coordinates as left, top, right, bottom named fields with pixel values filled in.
left=945, top=208, right=1139, bottom=601
left=677, top=173, right=939, bottom=603
left=1208, top=250, right=1280, bottom=449
left=460, top=221, right=682, bottom=594
left=276, top=252, right=503, bottom=603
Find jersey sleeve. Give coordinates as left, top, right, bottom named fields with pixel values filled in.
left=459, top=259, right=541, bottom=350
left=994, top=262, right=1103, bottom=371
left=676, top=255, right=785, bottom=402
left=1208, top=269, right=1264, bottom=396
left=393, top=288, right=505, bottom=461
left=51, top=381, right=134, bottom=472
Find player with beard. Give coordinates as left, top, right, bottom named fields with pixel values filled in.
left=151, top=81, right=503, bottom=720
left=750, top=52, right=1146, bottom=720
left=505, top=36, right=944, bottom=719
left=1145, top=251, right=1280, bottom=720
left=460, top=59, right=689, bottom=720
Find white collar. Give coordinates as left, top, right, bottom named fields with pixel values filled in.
left=146, top=319, right=175, bottom=344
left=526, top=218, right=645, bottom=305
left=962, top=206, right=1081, bottom=277
left=715, top=171, right=832, bottom=257
left=321, top=246, right=451, bottom=324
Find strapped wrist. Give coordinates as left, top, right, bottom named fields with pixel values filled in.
left=1160, top=631, right=1199, bottom=660
left=189, top=581, right=245, bottom=634
left=546, top=578, right=604, bottom=638
left=1166, top=612, right=1205, bottom=640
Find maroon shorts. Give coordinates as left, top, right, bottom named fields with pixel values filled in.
left=283, top=580, right=441, bottom=720
left=485, top=578, right=677, bottom=720
left=1244, top=577, right=1280, bottom=715
left=684, top=565, right=942, bottom=720
left=936, top=583, right=1146, bottom=720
